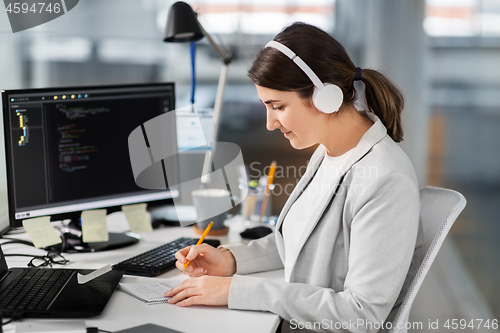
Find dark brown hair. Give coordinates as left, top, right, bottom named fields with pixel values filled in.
left=248, top=22, right=405, bottom=142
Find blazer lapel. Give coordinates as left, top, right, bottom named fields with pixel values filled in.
left=277, top=111, right=388, bottom=272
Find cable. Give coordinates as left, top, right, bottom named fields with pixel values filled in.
left=1, top=227, right=25, bottom=236
left=0, top=230, right=72, bottom=259
left=190, top=41, right=196, bottom=105
left=1, top=311, right=22, bottom=326
left=0, top=238, right=34, bottom=247
left=2, top=318, right=14, bottom=326
left=3, top=253, right=43, bottom=258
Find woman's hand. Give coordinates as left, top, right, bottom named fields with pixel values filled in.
left=175, top=244, right=236, bottom=277
left=164, top=276, right=232, bottom=307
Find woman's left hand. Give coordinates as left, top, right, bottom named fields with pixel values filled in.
left=164, top=276, right=232, bottom=307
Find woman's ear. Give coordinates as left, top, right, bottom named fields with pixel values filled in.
left=301, top=95, right=315, bottom=109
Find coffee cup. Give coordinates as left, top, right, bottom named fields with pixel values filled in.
left=191, top=189, right=231, bottom=232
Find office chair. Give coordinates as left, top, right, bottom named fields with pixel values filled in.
left=388, top=186, right=467, bottom=333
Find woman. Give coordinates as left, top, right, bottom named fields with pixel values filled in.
left=165, top=22, right=423, bottom=333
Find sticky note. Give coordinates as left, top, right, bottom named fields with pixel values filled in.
left=77, top=264, right=112, bottom=284
left=22, top=216, right=62, bottom=248
left=122, top=203, right=152, bottom=233
left=81, top=209, right=109, bottom=243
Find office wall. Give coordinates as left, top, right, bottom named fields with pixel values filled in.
left=336, top=0, right=429, bottom=186
left=427, top=41, right=500, bottom=319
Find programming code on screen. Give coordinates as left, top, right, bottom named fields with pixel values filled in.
left=5, top=85, right=175, bottom=218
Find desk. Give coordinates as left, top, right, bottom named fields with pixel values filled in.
left=2, top=213, right=282, bottom=333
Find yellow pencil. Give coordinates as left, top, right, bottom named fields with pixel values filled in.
left=259, top=161, right=277, bottom=222
left=183, top=221, right=213, bottom=270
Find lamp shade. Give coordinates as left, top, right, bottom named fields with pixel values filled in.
left=164, top=1, right=204, bottom=43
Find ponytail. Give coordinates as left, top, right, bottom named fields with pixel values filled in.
left=360, top=69, right=405, bottom=143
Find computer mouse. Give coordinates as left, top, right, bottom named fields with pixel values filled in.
left=240, top=226, right=273, bottom=239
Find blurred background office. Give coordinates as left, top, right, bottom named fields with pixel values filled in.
left=0, top=0, right=499, bottom=331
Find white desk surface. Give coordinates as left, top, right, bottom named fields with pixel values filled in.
left=2, top=213, right=282, bottom=333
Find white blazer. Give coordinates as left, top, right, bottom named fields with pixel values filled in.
left=225, top=112, right=423, bottom=333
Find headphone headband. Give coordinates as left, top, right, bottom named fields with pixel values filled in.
left=265, top=41, right=324, bottom=89
left=264, top=40, right=343, bottom=114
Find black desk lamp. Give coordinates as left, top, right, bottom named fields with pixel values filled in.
left=164, top=1, right=232, bottom=185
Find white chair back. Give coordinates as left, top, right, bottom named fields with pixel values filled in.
left=389, top=186, right=466, bottom=333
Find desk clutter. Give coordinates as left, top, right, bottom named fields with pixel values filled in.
left=19, top=204, right=150, bottom=253
left=0, top=221, right=280, bottom=332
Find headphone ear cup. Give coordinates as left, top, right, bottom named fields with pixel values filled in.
left=312, top=83, right=344, bottom=114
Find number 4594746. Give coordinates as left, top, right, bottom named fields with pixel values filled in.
left=6, top=3, right=61, bottom=14
left=444, top=319, right=498, bottom=330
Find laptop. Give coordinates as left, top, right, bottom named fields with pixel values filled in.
left=0, top=245, right=123, bottom=318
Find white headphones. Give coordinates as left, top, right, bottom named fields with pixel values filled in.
left=265, top=40, right=344, bottom=114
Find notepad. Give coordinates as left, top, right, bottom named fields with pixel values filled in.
left=119, top=280, right=180, bottom=305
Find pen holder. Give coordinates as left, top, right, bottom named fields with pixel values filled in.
left=241, top=187, right=272, bottom=223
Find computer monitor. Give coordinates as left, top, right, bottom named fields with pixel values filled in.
left=1, top=83, right=179, bottom=251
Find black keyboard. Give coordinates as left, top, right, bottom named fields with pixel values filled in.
left=112, top=237, right=221, bottom=277
left=0, top=269, right=74, bottom=311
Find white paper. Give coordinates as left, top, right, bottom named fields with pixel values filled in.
left=22, top=216, right=62, bottom=248
left=176, top=107, right=212, bottom=152
left=119, top=280, right=181, bottom=304
left=81, top=209, right=109, bottom=243
left=77, top=264, right=112, bottom=284
left=122, top=203, right=152, bottom=233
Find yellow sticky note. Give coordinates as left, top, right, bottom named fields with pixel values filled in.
left=122, top=203, right=152, bottom=233
left=22, top=216, right=62, bottom=248
left=81, top=209, right=109, bottom=243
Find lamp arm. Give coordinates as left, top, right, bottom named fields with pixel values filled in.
left=212, top=63, right=229, bottom=141
left=197, top=21, right=232, bottom=65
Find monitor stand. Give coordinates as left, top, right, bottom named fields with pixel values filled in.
left=56, top=219, right=140, bottom=253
